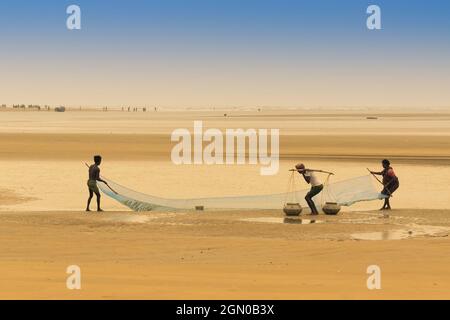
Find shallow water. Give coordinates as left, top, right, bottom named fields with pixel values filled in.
left=351, top=230, right=413, bottom=240
left=351, top=224, right=449, bottom=240
left=2, top=111, right=450, bottom=136
left=240, top=217, right=324, bottom=224
left=103, top=214, right=153, bottom=224
left=1, top=159, right=449, bottom=212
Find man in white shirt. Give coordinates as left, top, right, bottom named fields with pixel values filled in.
left=294, top=163, right=334, bottom=215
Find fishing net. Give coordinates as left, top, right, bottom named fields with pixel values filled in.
left=98, top=174, right=386, bottom=212
left=320, top=174, right=339, bottom=205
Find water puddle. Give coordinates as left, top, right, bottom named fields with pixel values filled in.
left=240, top=217, right=324, bottom=224
left=104, top=214, right=153, bottom=223
left=102, top=212, right=182, bottom=224
left=351, top=230, right=412, bottom=240
left=351, top=224, right=449, bottom=240
left=339, top=216, right=380, bottom=224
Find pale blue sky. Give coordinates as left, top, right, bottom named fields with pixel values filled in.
left=0, top=0, right=449, bottom=107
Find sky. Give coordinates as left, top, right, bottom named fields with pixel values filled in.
left=0, top=0, right=449, bottom=108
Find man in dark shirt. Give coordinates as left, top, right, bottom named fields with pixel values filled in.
left=86, top=155, right=108, bottom=212
left=370, top=159, right=400, bottom=210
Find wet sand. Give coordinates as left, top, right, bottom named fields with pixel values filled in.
left=1, top=132, right=450, bottom=162
left=2, top=109, right=450, bottom=162
left=1, top=110, right=449, bottom=299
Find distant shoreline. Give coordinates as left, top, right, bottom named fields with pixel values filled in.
left=2, top=106, right=450, bottom=114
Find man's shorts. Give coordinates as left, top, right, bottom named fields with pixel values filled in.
left=87, top=179, right=100, bottom=194
left=382, top=180, right=399, bottom=196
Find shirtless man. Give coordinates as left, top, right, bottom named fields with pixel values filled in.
left=293, top=163, right=334, bottom=215
left=86, top=155, right=108, bottom=212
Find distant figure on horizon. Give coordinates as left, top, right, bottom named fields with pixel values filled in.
left=293, top=163, right=334, bottom=215
left=370, top=159, right=399, bottom=210
left=86, top=155, right=109, bottom=212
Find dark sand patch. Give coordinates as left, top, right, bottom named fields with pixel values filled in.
left=0, top=188, right=36, bottom=207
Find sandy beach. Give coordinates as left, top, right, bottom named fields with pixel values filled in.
left=0, top=110, right=449, bottom=299
left=0, top=209, right=449, bottom=299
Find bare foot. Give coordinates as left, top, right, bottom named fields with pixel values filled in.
left=97, top=209, right=104, bottom=212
